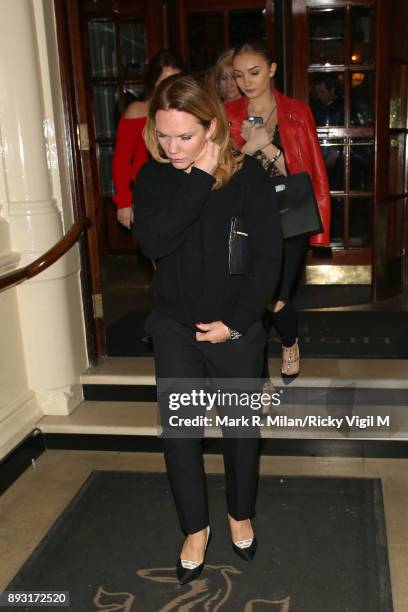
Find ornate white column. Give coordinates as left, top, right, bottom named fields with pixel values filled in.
left=0, top=0, right=88, bottom=415
left=0, top=136, right=42, bottom=459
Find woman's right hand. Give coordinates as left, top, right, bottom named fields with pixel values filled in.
left=193, top=140, right=220, bottom=176
left=240, top=120, right=253, bottom=142
left=117, top=206, right=134, bottom=229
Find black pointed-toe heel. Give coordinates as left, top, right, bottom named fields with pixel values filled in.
left=176, top=526, right=211, bottom=585
left=232, top=534, right=257, bottom=561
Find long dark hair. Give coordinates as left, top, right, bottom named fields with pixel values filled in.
left=144, top=50, right=186, bottom=98
left=233, top=39, right=274, bottom=65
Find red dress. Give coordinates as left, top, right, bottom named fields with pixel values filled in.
left=225, top=89, right=331, bottom=246
left=112, top=116, right=149, bottom=209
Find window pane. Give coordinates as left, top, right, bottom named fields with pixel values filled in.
left=349, top=198, right=372, bottom=247
left=98, top=145, right=114, bottom=197
left=309, top=9, right=345, bottom=65
left=88, top=20, right=117, bottom=78
left=350, top=6, right=374, bottom=65
left=119, top=21, right=147, bottom=74
left=309, top=73, right=345, bottom=126
left=319, top=138, right=345, bottom=191
left=188, top=13, right=224, bottom=71
left=350, top=72, right=374, bottom=126
left=350, top=139, right=374, bottom=192
left=93, top=84, right=117, bottom=140
left=229, top=10, right=265, bottom=48
left=330, top=196, right=344, bottom=245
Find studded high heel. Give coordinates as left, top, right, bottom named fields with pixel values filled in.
left=281, top=339, right=300, bottom=379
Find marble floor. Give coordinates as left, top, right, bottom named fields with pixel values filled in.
left=1, top=450, right=407, bottom=610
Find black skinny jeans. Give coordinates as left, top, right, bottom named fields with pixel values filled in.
left=271, top=234, right=309, bottom=347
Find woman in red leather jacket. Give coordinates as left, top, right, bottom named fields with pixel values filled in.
left=112, top=50, right=184, bottom=229
left=225, top=39, right=330, bottom=378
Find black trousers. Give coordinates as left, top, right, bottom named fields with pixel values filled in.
left=146, top=309, right=265, bottom=535
left=270, top=235, right=309, bottom=347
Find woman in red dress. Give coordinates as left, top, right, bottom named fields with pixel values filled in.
left=225, top=39, right=331, bottom=378
left=112, top=50, right=184, bottom=229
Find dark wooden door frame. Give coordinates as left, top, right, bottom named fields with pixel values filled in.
left=290, top=0, right=378, bottom=285
left=291, top=0, right=408, bottom=297
left=79, top=1, right=165, bottom=257
left=54, top=0, right=103, bottom=364
left=373, top=0, right=390, bottom=300
left=373, top=0, right=408, bottom=299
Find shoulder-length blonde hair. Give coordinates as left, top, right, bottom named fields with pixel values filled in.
left=214, top=49, right=235, bottom=99
left=143, top=74, right=243, bottom=189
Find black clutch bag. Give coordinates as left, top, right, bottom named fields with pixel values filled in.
left=270, top=172, right=323, bottom=240
left=229, top=216, right=251, bottom=275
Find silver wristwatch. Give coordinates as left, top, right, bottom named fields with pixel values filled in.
left=228, top=327, right=243, bottom=341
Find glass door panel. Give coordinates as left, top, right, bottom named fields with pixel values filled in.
left=309, top=72, right=345, bottom=126
left=98, top=145, right=115, bottom=198
left=84, top=8, right=149, bottom=257
left=298, top=1, right=407, bottom=297
left=320, top=138, right=345, bottom=192
left=349, top=139, right=374, bottom=192
left=350, top=6, right=374, bottom=65
left=119, top=21, right=147, bottom=71
left=309, top=8, right=345, bottom=66
left=350, top=72, right=374, bottom=126
left=349, top=197, right=372, bottom=247
left=330, top=196, right=345, bottom=246
left=307, top=2, right=375, bottom=266
left=88, top=20, right=117, bottom=78
left=187, top=13, right=224, bottom=71
left=93, top=84, right=118, bottom=140
left=184, top=5, right=269, bottom=75
left=229, top=10, right=265, bottom=47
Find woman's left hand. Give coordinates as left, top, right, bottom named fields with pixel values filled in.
left=196, top=321, right=231, bottom=343
left=117, top=206, right=134, bottom=229
left=242, top=124, right=273, bottom=155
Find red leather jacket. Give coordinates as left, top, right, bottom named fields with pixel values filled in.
left=225, top=89, right=331, bottom=246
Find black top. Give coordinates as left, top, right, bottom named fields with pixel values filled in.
left=133, top=155, right=282, bottom=334
left=272, top=123, right=283, bottom=151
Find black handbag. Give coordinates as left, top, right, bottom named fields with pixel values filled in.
left=269, top=172, right=323, bottom=240
left=229, top=216, right=251, bottom=275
